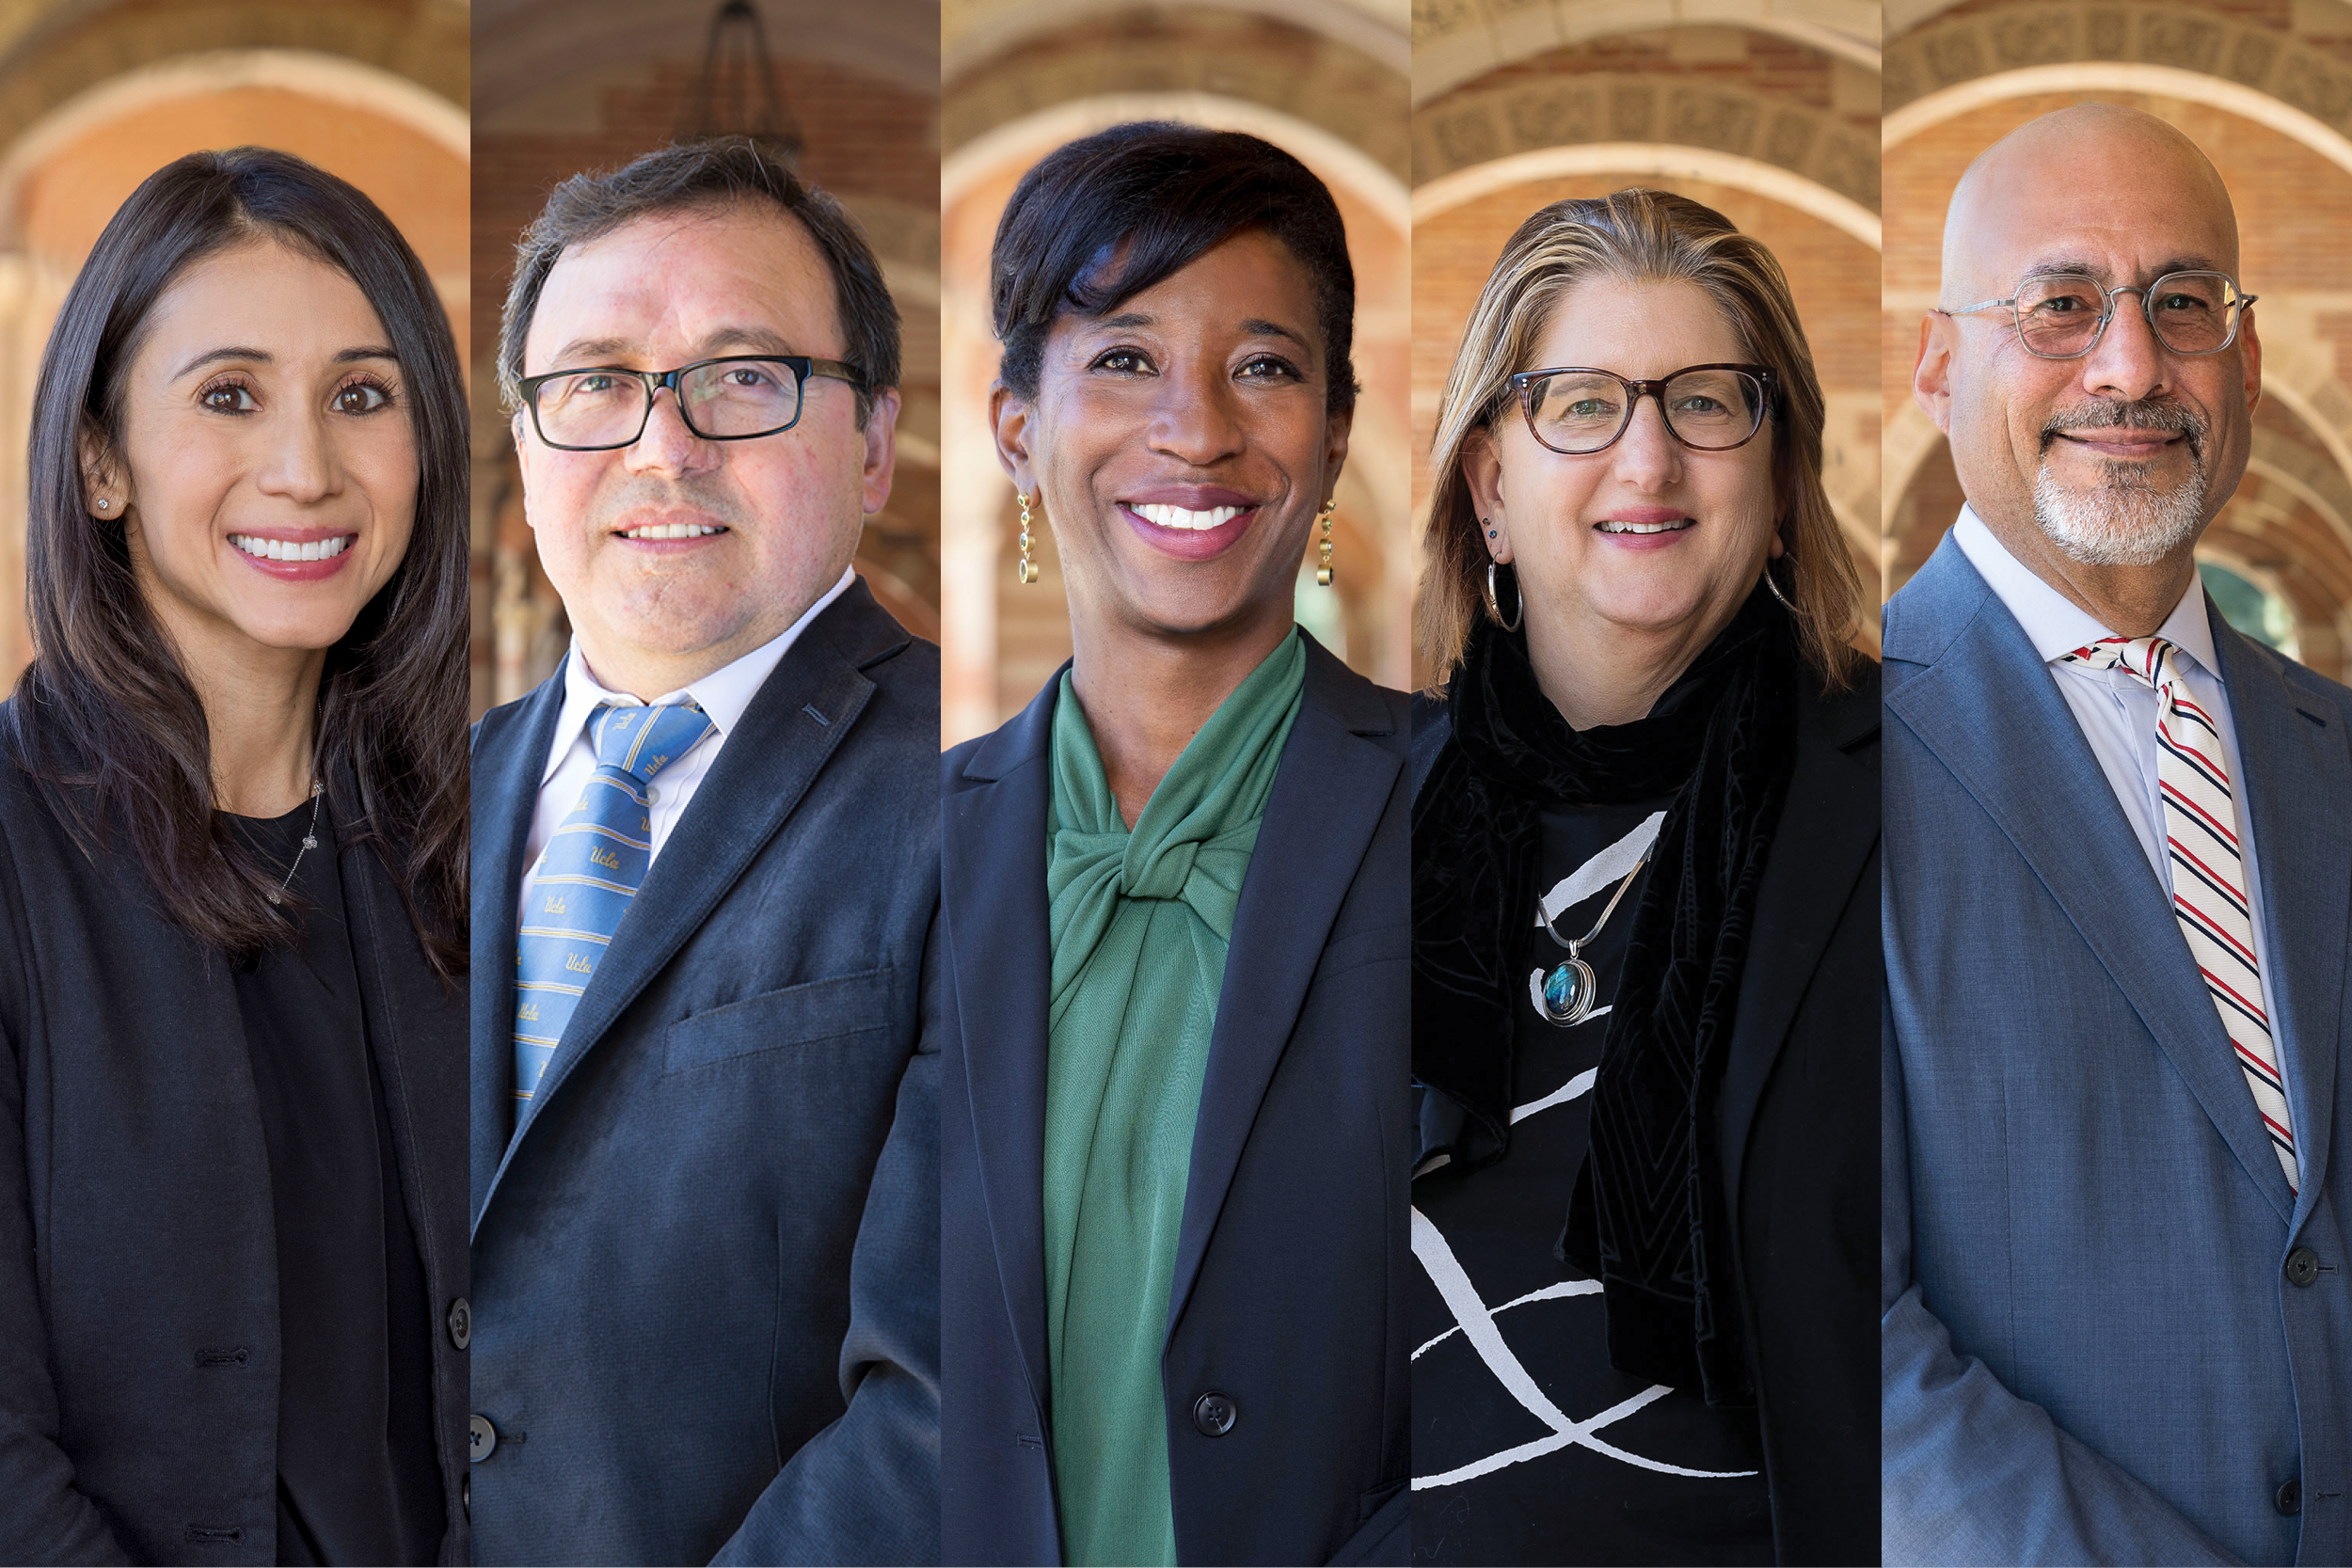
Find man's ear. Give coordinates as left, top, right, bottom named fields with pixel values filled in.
left=1914, top=313, right=1955, bottom=436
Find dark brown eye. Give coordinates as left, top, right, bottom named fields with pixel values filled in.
left=335, top=382, right=391, bottom=414
left=199, top=384, right=258, bottom=414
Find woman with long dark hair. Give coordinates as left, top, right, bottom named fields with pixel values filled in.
left=941, top=122, right=1408, bottom=1567
left=0, top=148, right=470, bottom=1564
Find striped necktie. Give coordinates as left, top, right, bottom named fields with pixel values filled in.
left=513, top=700, right=716, bottom=1109
left=2062, top=636, right=2297, bottom=1193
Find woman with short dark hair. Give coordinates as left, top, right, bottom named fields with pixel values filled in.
left=941, top=121, right=1409, bottom=1567
left=0, top=147, right=469, bottom=1564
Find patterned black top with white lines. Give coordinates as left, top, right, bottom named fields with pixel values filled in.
left=1410, top=798, right=1773, bottom=1566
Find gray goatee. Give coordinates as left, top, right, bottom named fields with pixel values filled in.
left=2031, top=399, right=2210, bottom=567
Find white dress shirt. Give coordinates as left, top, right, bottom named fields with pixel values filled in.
left=516, top=565, right=854, bottom=933
left=1952, top=507, right=2292, bottom=1088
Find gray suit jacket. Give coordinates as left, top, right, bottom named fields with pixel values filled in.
left=1883, top=531, right=2352, bottom=1566
left=467, top=580, right=941, bottom=1566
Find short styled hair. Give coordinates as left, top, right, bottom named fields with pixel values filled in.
left=1422, top=187, right=1865, bottom=693
left=990, top=121, right=1358, bottom=414
left=498, top=135, right=899, bottom=427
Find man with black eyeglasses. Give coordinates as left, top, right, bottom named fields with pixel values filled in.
left=467, top=137, right=938, bottom=1566
left=1883, top=103, right=2351, bottom=1565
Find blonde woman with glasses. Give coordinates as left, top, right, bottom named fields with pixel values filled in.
left=1409, top=188, right=1876, bottom=1564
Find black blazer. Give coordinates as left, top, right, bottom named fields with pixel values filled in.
left=467, top=580, right=940, bottom=1566
left=941, top=633, right=1412, bottom=1567
left=1410, top=663, right=1881, bottom=1567
left=0, top=721, right=470, bottom=1566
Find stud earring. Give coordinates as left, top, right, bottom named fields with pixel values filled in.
left=94, top=499, right=110, bottom=513
left=1315, top=498, right=1336, bottom=587
left=1016, top=491, right=1040, bottom=585
left=1481, top=516, right=1497, bottom=540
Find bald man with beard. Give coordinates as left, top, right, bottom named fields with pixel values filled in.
left=1883, top=104, right=2352, bottom=1565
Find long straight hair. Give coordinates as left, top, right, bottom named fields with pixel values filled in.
left=1422, top=188, right=1865, bottom=694
left=16, top=147, right=469, bottom=974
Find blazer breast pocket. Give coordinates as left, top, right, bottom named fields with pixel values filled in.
left=663, top=966, right=898, bottom=1075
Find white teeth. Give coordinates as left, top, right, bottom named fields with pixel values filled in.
left=1596, top=518, right=1695, bottom=535
left=621, top=522, right=723, bottom=540
left=231, top=534, right=350, bottom=562
left=1134, top=502, right=1244, bottom=531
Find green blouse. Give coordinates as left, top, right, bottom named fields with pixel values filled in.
left=1041, top=629, right=1307, bottom=1566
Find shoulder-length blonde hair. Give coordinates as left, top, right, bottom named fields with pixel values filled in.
left=1422, top=188, right=1864, bottom=694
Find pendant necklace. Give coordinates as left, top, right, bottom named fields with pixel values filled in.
left=266, top=780, right=325, bottom=907
left=1529, top=843, right=1652, bottom=1027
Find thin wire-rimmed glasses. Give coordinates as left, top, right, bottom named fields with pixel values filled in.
left=1935, top=271, right=2256, bottom=359
left=1508, top=364, right=1775, bottom=456
left=516, top=355, right=866, bottom=451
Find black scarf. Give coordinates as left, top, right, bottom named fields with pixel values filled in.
left=1411, top=585, right=1797, bottom=1405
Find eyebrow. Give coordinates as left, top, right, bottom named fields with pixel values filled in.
left=543, top=325, right=801, bottom=369
left=1086, top=311, right=1312, bottom=349
left=172, top=344, right=399, bottom=378
left=2019, top=255, right=2223, bottom=284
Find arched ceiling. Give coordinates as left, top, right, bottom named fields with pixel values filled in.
left=946, top=0, right=1407, bottom=78
left=473, top=0, right=938, bottom=109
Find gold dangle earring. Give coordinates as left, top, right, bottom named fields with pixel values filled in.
left=1315, top=498, right=1336, bottom=587
left=1016, top=490, right=1040, bottom=585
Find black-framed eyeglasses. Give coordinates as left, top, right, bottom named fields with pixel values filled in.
left=1508, top=363, right=1775, bottom=456
left=1935, top=271, right=2256, bottom=359
left=516, top=355, right=866, bottom=451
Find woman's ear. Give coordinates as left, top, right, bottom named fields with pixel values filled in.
left=78, top=428, right=127, bottom=520
left=989, top=380, right=1037, bottom=499
left=1461, top=427, right=1511, bottom=563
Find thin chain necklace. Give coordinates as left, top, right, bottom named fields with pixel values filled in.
left=1530, top=843, right=1652, bottom=1026
left=265, top=780, right=324, bottom=906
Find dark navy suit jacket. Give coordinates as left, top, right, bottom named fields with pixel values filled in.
left=1883, top=532, right=2352, bottom=1565
left=467, top=580, right=941, bottom=1566
left=0, top=732, right=470, bottom=1565
left=941, top=632, right=1412, bottom=1567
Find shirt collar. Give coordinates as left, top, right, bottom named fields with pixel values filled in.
left=539, top=564, right=857, bottom=785
left=1950, top=504, right=2222, bottom=681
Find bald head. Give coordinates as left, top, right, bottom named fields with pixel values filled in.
left=1942, top=104, right=2238, bottom=306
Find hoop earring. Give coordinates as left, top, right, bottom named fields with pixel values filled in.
left=1760, top=553, right=1795, bottom=612
left=1483, top=562, right=1523, bottom=633
left=1314, top=499, right=1336, bottom=587
left=1016, top=491, right=1040, bottom=585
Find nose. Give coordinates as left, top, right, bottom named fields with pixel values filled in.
left=1607, top=393, right=1684, bottom=492
left=2076, top=288, right=2171, bottom=404
left=624, top=382, right=723, bottom=477
left=255, top=406, right=339, bottom=504
left=1146, top=358, right=1246, bottom=468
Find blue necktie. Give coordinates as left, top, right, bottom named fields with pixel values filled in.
left=513, top=701, right=715, bottom=1107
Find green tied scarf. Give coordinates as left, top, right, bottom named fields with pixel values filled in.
left=1041, top=629, right=1306, bottom=1567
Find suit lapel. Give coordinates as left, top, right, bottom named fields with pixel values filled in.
left=1167, top=641, right=1400, bottom=1335
left=480, top=593, right=906, bottom=1216
left=2216, top=625, right=2352, bottom=1226
left=1718, top=676, right=1877, bottom=1212
left=469, top=671, right=566, bottom=1225
left=1887, top=540, right=2297, bottom=1222
left=945, top=678, right=1059, bottom=1416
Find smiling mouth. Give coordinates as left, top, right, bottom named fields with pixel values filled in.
left=230, top=533, right=353, bottom=562
left=1596, top=517, right=1694, bottom=535
left=1131, top=502, right=1248, bottom=531
left=618, top=522, right=726, bottom=540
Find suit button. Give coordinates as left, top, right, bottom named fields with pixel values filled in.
left=2277, top=1477, right=2301, bottom=1515
left=447, top=1297, right=471, bottom=1350
left=469, top=1415, right=497, bottom=1463
left=2286, top=1247, right=2322, bottom=1288
left=1191, top=1391, right=1237, bottom=1436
